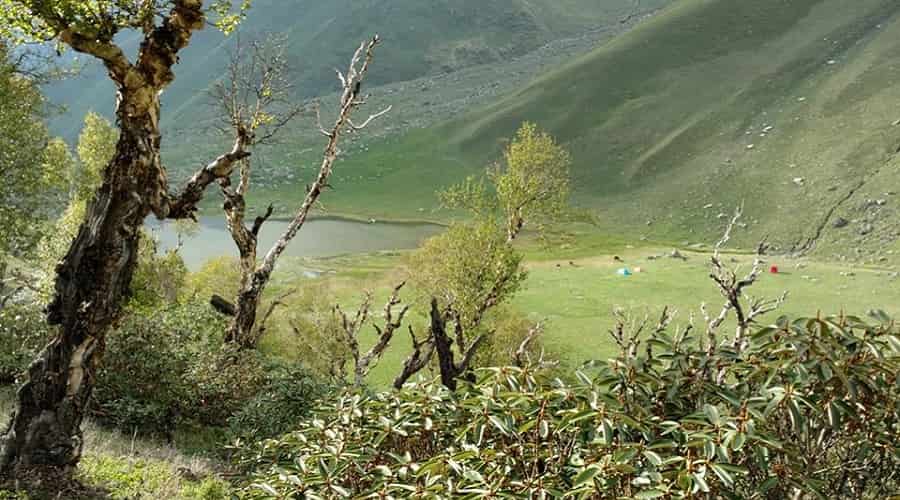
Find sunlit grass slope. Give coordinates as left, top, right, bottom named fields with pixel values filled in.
left=323, top=0, right=900, bottom=263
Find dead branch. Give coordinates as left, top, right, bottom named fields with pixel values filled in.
left=210, top=294, right=237, bottom=316
left=210, top=35, right=386, bottom=349
left=706, top=205, right=788, bottom=353
left=251, top=289, right=298, bottom=345
left=258, top=35, right=390, bottom=280
left=162, top=134, right=252, bottom=220
left=334, top=283, right=411, bottom=387
left=356, top=282, right=410, bottom=386
left=393, top=326, right=435, bottom=390
left=251, top=204, right=274, bottom=237
left=513, top=323, right=544, bottom=368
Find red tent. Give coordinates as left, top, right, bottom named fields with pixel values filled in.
left=769, top=265, right=779, bottom=274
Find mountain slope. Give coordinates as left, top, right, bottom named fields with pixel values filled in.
left=325, top=0, right=900, bottom=263
left=44, top=0, right=660, bottom=140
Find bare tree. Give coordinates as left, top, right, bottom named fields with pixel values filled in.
left=210, top=35, right=391, bottom=349
left=702, top=205, right=788, bottom=354
left=333, top=283, right=410, bottom=387
left=393, top=294, right=505, bottom=391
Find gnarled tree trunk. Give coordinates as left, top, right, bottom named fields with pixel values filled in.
left=0, top=86, right=163, bottom=475
left=0, top=1, right=219, bottom=479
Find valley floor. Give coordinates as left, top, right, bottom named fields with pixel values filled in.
left=259, top=232, right=900, bottom=388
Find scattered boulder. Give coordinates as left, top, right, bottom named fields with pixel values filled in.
left=859, top=223, right=874, bottom=236
left=832, top=217, right=849, bottom=229
left=669, top=249, right=687, bottom=261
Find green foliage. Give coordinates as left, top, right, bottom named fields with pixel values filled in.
left=235, top=312, right=899, bottom=498
left=92, top=310, right=194, bottom=434
left=441, top=122, right=572, bottom=241
left=495, top=122, right=571, bottom=236
left=186, top=256, right=241, bottom=301
left=227, top=361, right=333, bottom=440
left=409, top=219, right=526, bottom=331
left=185, top=345, right=268, bottom=427
left=0, top=0, right=252, bottom=44
left=91, top=300, right=234, bottom=434
left=92, top=296, right=328, bottom=437
left=78, top=454, right=232, bottom=500
left=0, top=303, right=52, bottom=385
left=281, top=283, right=353, bottom=382
left=0, top=489, right=28, bottom=499
left=129, top=234, right=188, bottom=310
left=474, top=306, right=547, bottom=367
left=0, top=47, right=68, bottom=256
left=74, top=111, right=116, bottom=202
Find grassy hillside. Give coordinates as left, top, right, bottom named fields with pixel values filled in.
left=310, top=0, right=900, bottom=264
left=44, top=0, right=663, bottom=140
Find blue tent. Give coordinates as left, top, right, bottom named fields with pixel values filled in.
left=617, top=268, right=632, bottom=277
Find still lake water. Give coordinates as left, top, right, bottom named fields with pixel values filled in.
left=150, top=216, right=443, bottom=270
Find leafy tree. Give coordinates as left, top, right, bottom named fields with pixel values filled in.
left=409, top=220, right=525, bottom=331
left=396, top=219, right=527, bottom=390
left=73, top=111, right=116, bottom=201
left=0, top=0, right=253, bottom=479
left=391, top=124, right=574, bottom=390
left=0, top=46, right=67, bottom=258
left=441, top=122, right=572, bottom=242
left=35, top=113, right=115, bottom=297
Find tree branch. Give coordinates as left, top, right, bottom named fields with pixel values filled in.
left=57, top=30, right=133, bottom=83
left=137, top=0, right=207, bottom=88
left=160, top=134, right=252, bottom=220
left=356, top=282, right=409, bottom=386
left=251, top=204, right=274, bottom=237
left=256, top=35, right=388, bottom=280
left=393, top=326, right=435, bottom=390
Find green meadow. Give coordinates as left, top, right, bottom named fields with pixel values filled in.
left=254, top=231, right=899, bottom=388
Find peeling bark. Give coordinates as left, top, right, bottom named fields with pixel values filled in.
left=1, top=86, right=163, bottom=476
left=1, top=0, right=214, bottom=478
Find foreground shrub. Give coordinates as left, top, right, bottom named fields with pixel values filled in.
left=228, top=362, right=333, bottom=440
left=92, top=312, right=193, bottom=434
left=91, top=300, right=270, bottom=434
left=0, top=303, right=51, bottom=385
left=235, top=313, right=899, bottom=498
